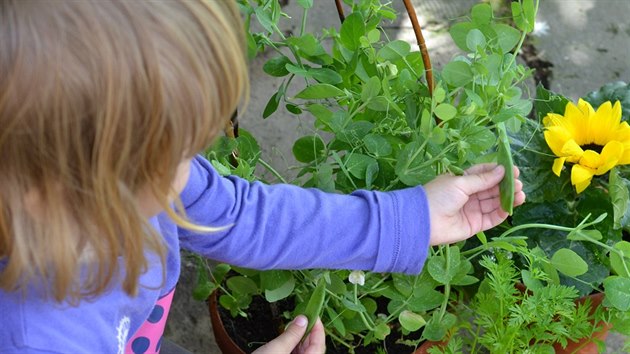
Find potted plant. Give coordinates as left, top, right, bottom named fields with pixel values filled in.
left=193, top=0, right=630, bottom=352
left=198, top=0, right=534, bottom=352
left=421, top=81, right=630, bottom=353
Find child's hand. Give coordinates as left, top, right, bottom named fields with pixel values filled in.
left=424, top=163, right=525, bottom=246
left=253, top=316, right=326, bottom=354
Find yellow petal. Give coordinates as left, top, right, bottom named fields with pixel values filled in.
left=591, top=101, right=621, bottom=145
left=571, top=164, right=595, bottom=185
left=620, top=141, right=630, bottom=165
left=552, top=157, right=566, bottom=176
left=575, top=179, right=591, bottom=194
left=561, top=139, right=584, bottom=158
left=579, top=150, right=600, bottom=169
left=577, top=98, right=596, bottom=116
left=544, top=127, right=571, bottom=156
left=614, top=121, right=630, bottom=142
left=571, top=164, right=595, bottom=193
left=563, top=100, right=591, bottom=143
left=595, top=140, right=624, bottom=175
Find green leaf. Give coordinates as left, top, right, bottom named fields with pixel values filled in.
left=326, top=308, right=346, bottom=337
left=466, top=29, right=486, bottom=52
left=285, top=63, right=309, bottom=76
left=511, top=0, right=535, bottom=32
left=427, top=246, right=461, bottom=285
left=361, top=76, right=381, bottom=102
left=604, top=276, right=630, bottom=311
left=367, top=29, right=380, bottom=43
left=310, top=67, right=343, bottom=84
left=551, top=248, right=589, bottom=277
left=286, top=34, right=328, bottom=59
left=610, top=241, right=630, bottom=277
left=211, top=160, right=231, bottom=176
left=399, top=311, right=426, bottom=332
left=264, top=277, right=295, bottom=302
left=434, top=103, right=457, bottom=121
left=307, top=104, right=333, bottom=128
left=314, top=163, right=335, bottom=193
left=374, top=322, right=391, bottom=340
left=363, top=134, right=392, bottom=157
left=292, top=135, right=326, bottom=163
left=263, top=56, right=292, bottom=77
left=285, top=103, right=302, bottom=115
left=263, top=91, right=281, bottom=118
left=341, top=298, right=367, bottom=312
left=395, top=141, right=436, bottom=186
left=442, top=61, right=473, bottom=87
left=296, top=0, right=313, bottom=9
left=471, top=3, right=493, bottom=25
left=433, top=86, right=446, bottom=103
left=340, top=12, right=365, bottom=50
left=408, top=288, right=444, bottom=312
left=254, top=6, right=274, bottom=33
left=424, top=312, right=456, bottom=341
left=449, top=22, right=475, bottom=52
left=567, top=229, right=603, bottom=242
left=522, top=0, right=536, bottom=32
left=610, top=168, right=630, bottom=229
left=295, top=84, right=345, bottom=99
left=492, top=23, right=521, bottom=52
left=534, top=84, right=570, bottom=119
left=260, top=270, right=292, bottom=291
left=392, top=274, right=414, bottom=297
left=377, top=40, right=411, bottom=61
left=226, top=276, right=258, bottom=295
left=344, top=153, right=377, bottom=180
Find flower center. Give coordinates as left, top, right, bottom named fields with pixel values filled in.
left=581, top=143, right=604, bottom=154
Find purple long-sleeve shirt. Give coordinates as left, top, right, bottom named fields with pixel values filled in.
left=0, top=156, right=430, bottom=353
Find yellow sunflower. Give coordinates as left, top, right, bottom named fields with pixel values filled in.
left=543, top=99, right=630, bottom=193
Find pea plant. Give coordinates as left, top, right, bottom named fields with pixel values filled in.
left=197, top=0, right=550, bottom=352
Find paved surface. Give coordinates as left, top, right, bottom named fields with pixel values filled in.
left=164, top=0, right=630, bottom=352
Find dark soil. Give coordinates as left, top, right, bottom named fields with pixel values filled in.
left=521, top=42, right=554, bottom=89
left=218, top=294, right=424, bottom=354
left=218, top=295, right=294, bottom=353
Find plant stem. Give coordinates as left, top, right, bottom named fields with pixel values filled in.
left=258, top=158, right=288, bottom=184
left=354, top=283, right=375, bottom=331
left=326, top=330, right=354, bottom=350
left=299, top=7, right=308, bottom=37
left=438, top=245, right=451, bottom=320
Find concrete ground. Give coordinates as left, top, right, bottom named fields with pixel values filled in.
left=164, top=0, right=630, bottom=352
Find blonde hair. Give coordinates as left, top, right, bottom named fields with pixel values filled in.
left=0, top=0, right=248, bottom=302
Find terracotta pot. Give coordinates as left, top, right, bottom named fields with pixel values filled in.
left=208, top=291, right=246, bottom=354
left=553, top=292, right=612, bottom=354
left=413, top=339, right=447, bottom=354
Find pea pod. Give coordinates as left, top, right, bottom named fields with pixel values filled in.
left=497, top=123, right=514, bottom=215
left=301, top=277, right=326, bottom=341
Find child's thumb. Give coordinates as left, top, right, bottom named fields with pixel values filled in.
left=459, top=165, right=505, bottom=195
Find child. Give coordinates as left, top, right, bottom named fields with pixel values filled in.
left=0, top=1, right=525, bottom=353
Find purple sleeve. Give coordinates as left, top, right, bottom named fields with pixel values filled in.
left=178, top=156, right=431, bottom=274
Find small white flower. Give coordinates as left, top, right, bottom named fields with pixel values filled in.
left=348, top=270, right=365, bottom=286
left=532, top=21, right=550, bottom=37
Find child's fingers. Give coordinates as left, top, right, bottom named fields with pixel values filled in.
left=253, top=316, right=308, bottom=354
left=299, top=318, right=326, bottom=354
left=464, top=163, right=500, bottom=175
left=457, top=165, right=505, bottom=196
